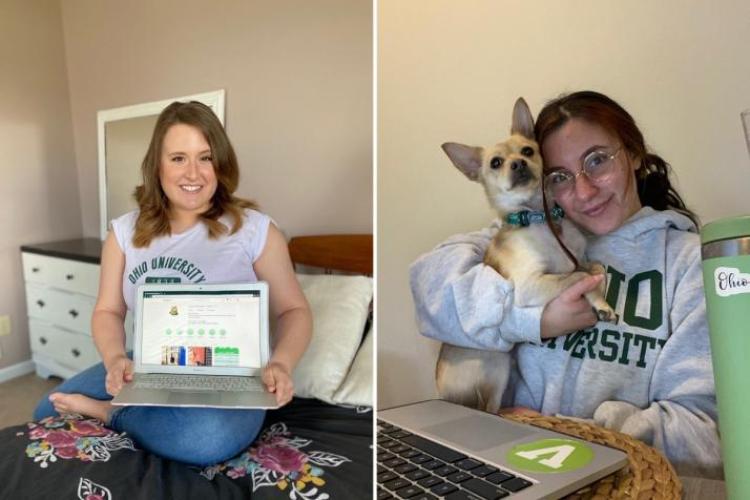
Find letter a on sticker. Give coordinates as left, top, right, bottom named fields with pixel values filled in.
left=506, top=438, right=594, bottom=473
left=515, top=445, right=576, bottom=469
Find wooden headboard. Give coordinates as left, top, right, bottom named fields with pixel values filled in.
left=288, top=234, right=373, bottom=276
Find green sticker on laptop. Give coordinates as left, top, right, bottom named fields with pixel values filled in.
left=507, top=438, right=594, bottom=473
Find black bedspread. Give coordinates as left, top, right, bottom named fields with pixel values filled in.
left=0, top=398, right=373, bottom=499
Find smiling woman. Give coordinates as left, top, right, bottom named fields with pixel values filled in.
left=541, top=119, right=642, bottom=235
left=158, top=123, right=219, bottom=227
left=536, top=91, right=699, bottom=234
left=132, top=101, right=258, bottom=246
left=32, top=100, right=314, bottom=467
left=410, top=90, right=722, bottom=478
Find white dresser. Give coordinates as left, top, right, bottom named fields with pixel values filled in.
left=21, top=239, right=132, bottom=379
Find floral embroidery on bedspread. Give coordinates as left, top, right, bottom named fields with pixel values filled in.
left=23, top=414, right=136, bottom=468
left=201, top=422, right=350, bottom=500
left=78, top=477, right=112, bottom=500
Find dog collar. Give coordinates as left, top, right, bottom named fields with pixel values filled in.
left=504, top=206, right=564, bottom=227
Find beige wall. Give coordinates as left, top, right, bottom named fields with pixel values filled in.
left=61, top=0, right=372, bottom=238
left=378, top=0, right=750, bottom=408
left=0, top=0, right=81, bottom=369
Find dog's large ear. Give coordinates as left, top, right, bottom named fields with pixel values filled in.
left=442, top=142, right=483, bottom=181
left=511, top=97, right=535, bottom=139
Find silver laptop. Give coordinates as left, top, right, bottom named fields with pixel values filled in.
left=112, top=283, right=279, bottom=409
left=378, top=400, right=627, bottom=499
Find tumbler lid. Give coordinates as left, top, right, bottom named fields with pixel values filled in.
left=701, top=216, right=750, bottom=245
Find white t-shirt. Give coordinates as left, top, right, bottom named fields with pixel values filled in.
left=111, top=208, right=271, bottom=312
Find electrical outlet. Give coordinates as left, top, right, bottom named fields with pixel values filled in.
left=0, top=315, right=10, bottom=336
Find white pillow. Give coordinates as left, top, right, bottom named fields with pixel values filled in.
left=292, top=274, right=373, bottom=403
left=332, top=326, right=372, bottom=407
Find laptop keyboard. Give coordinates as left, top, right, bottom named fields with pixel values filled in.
left=377, top=421, right=532, bottom=500
left=134, top=374, right=265, bottom=392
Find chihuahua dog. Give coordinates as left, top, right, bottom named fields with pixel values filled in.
left=435, top=97, right=616, bottom=413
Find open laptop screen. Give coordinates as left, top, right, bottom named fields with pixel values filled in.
left=140, top=289, right=262, bottom=370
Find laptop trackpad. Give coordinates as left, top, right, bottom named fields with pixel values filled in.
left=168, top=391, right=221, bottom=405
left=423, top=415, right=535, bottom=452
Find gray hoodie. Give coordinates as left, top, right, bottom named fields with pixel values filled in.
left=410, top=207, right=722, bottom=478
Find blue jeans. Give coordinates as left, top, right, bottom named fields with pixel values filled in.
left=33, top=360, right=266, bottom=467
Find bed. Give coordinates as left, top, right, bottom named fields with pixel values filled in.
left=0, top=234, right=374, bottom=500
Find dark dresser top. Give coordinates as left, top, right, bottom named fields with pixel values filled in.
left=20, top=238, right=102, bottom=265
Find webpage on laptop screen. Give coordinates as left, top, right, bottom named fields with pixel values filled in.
left=140, top=291, right=261, bottom=369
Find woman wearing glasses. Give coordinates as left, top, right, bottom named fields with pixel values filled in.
left=410, top=91, right=721, bottom=477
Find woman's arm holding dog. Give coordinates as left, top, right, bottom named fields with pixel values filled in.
left=591, top=260, right=721, bottom=478
left=410, top=224, right=545, bottom=351
left=411, top=224, right=604, bottom=349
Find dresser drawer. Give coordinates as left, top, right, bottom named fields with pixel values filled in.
left=25, top=284, right=96, bottom=334
left=29, top=320, right=100, bottom=372
left=22, top=252, right=99, bottom=296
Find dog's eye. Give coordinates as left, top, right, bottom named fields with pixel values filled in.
left=490, top=157, right=503, bottom=169
left=520, top=146, right=535, bottom=157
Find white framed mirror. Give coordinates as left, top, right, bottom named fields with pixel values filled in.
left=97, top=89, right=226, bottom=240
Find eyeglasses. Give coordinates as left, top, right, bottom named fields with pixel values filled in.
left=544, top=146, right=623, bottom=198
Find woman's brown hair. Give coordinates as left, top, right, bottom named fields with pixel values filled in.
left=132, top=101, right=258, bottom=247
left=535, top=90, right=699, bottom=227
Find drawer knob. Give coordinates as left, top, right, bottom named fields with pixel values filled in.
left=71, top=348, right=81, bottom=358
left=40, top=336, right=47, bottom=345
left=66, top=274, right=74, bottom=280
left=36, top=300, right=45, bottom=308
left=69, top=309, right=79, bottom=318
left=32, top=267, right=40, bottom=273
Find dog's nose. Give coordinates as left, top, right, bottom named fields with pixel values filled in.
left=511, top=159, right=527, bottom=171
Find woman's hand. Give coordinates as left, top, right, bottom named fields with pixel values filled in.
left=262, top=361, right=295, bottom=407
left=540, top=275, right=603, bottom=339
left=104, top=354, right=134, bottom=396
